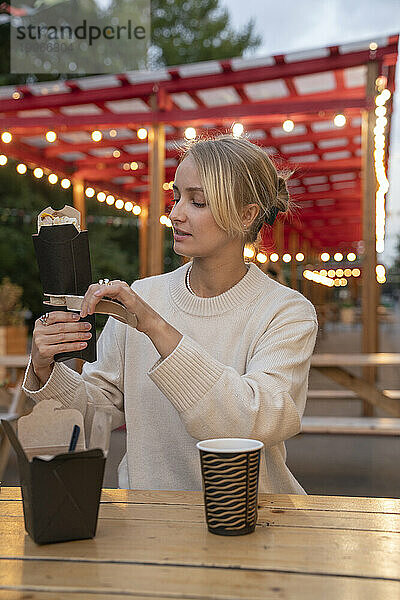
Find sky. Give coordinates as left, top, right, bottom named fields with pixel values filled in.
left=222, top=0, right=400, bottom=265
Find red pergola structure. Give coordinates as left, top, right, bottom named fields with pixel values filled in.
left=0, top=34, right=398, bottom=402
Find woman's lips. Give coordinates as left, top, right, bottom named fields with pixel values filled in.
left=173, top=230, right=191, bottom=241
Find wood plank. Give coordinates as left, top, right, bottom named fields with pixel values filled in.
left=301, top=416, right=400, bottom=435
left=2, top=501, right=400, bottom=533
left=1, top=559, right=399, bottom=600
left=1, top=516, right=400, bottom=580
left=313, top=366, right=400, bottom=416
left=2, top=488, right=400, bottom=514
left=311, top=353, right=400, bottom=367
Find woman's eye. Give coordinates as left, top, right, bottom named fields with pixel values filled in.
left=193, top=201, right=206, bottom=208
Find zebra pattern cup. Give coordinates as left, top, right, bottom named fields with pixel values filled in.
left=196, top=438, right=264, bottom=536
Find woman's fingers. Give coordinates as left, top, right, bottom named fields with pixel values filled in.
left=80, top=280, right=132, bottom=318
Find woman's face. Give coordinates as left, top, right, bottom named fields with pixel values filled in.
left=169, top=156, right=232, bottom=258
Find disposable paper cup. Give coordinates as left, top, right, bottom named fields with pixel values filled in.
left=196, top=438, right=264, bottom=536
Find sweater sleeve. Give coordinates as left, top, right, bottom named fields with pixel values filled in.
left=22, top=316, right=126, bottom=431
left=147, top=318, right=318, bottom=447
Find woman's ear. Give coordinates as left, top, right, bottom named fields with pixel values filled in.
left=241, top=204, right=260, bottom=229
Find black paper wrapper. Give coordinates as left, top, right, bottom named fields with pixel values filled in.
left=32, top=223, right=96, bottom=362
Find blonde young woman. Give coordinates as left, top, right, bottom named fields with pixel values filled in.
left=23, top=135, right=318, bottom=494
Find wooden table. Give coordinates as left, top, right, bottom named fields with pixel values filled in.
left=1, top=487, right=400, bottom=599
left=311, top=353, right=400, bottom=417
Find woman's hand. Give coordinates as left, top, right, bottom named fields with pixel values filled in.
left=31, top=311, right=92, bottom=386
left=79, top=280, right=161, bottom=335
left=80, top=280, right=183, bottom=359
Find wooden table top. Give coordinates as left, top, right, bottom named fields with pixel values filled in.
left=1, top=487, right=399, bottom=599
left=311, top=352, right=400, bottom=367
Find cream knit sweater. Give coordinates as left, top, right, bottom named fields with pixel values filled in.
left=23, top=262, right=318, bottom=494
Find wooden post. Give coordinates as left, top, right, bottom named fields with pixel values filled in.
left=73, top=178, right=86, bottom=230
left=139, top=203, right=148, bottom=279
left=289, top=230, right=298, bottom=290
left=148, top=121, right=165, bottom=276
left=361, top=61, right=379, bottom=417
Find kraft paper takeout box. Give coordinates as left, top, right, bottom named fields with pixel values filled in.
left=32, top=205, right=96, bottom=362
left=1, top=400, right=112, bottom=545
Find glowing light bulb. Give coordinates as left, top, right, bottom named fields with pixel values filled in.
left=282, top=119, right=294, bottom=132
left=124, top=201, right=133, bottom=212
left=270, top=253, right=279, bottom=262
left=321, top=252, right=330, bottom=262
left=33, top=167, right=43, bottom=178
left=61, top=178, right=71, bottom=189
left=48, top=173, right=58, bottom=184
left=91, top=130, right=102, bottom=142
left=184, top=127, right=196, bottom=140
left=334, top=114, right=346, bottom=127
left=106, top=194, right=115, bottom=205
left=137, top=128, right=147, bottom=140
left=232, top=122, right=244, bottom=137
left=115, top=199, right=124, bottom=209
left=46, top=131, right=57, bottom=143
left=244, top=247, right=254, bottom=259
left=0, top=155, right=7, bottom=166
left=296, top=253, right=305, bottom=261
left=97, top=192, right=106, bottom=202
left=85, top=187, right=95, bottom=198
left=347, top=252, right=356, bottom=261
left=160, top=215, right=168, bottom=225
left=132, top=205, right=141, bottom=215
left=334, top=252, right=343, bottom=261
left=256, top=252, right=267, bottom=263
left=1, top=132, right=12, bottom=143
left=282, top=253, right=291, bottom=263
left=16, top=163, right=27, bottom=174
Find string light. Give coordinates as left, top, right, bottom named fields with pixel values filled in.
left=160, top=215, right=168, bottom=225
left=165, top=217, right=172, bottom=227
left=352, top=268, right=361, bottom=277
left=132, top=205, right=141, bottom=215
left=0, top=155, right=7, bottom=166
left=328, top=269, right=336, bottom=278
left=344, top=268, right=352, bottom=277
left=270, top=253, right=279, bottom=262
left=374, top=88, right=391, bottom=253
left=335, top=268, right=344, bottom=277
left=282, top=253, right=291, bottom=262
left=184, top=127, right=196, bottom=140
left=124, top=201, right=133, bottom=212
left=244, top=247, right=255, bottom=259
left=12, top=91, right=21, bottom=99
left=48, top=173, right=58, bottom=184
left=115, top=199, right=124, bottom=209
left=162, top=182, right=170, bottom=190
left=303, top=270, right=334, bottom=287
left=376, top=264, right=386, bottom=284
left=137, top=128, right=147, bottom=140
left=16, top=163, right=27, bottom=174
left=45, top=131, right=57, bottom=143
left=113, top=150, right=121, bottom=158
left=91, top=130, right=102, bottom=142
left=347, top=252, right=356, bottom=261
left=61, top=178, right=71, bottom=189
left=106, top=194, right=115, bottom=205
left=232, top=122, right=244, bottom=137
left=334, top=252, right=343, bottom=261
left=282, top=119, right=294, bottom=132
left=295, top=253, right=304, bottom=262
left=97, top=192, right=106, bottom=202
left=1, top=132, right=12, bottom=143
left=334, top=114, right=346, bottom=127
left=130, top=162, right=138, bottom=170
left=321, top=252, right=330, bottom=262
left=33, top=167, right=43, bottom=178
left=109, top=129, right=117, bottom=137
left=256, top=252, right=267, bottom=263
left=85, top=187, right=95, bottom=198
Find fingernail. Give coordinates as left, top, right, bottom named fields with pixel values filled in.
left=72, top=314, right=80, bottom=320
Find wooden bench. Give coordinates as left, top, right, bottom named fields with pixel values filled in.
left=301, top=416, right=400, bottom=436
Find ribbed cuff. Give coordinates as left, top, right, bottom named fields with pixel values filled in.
left=147, top=335, right=225, bottom=412
left=23, top=357, right=83, bottom=409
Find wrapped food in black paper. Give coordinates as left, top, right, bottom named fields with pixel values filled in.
left=32, top=205, right=96, bottom=362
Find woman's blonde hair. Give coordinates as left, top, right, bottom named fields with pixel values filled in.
left=180, top=134, right=292, bottom=249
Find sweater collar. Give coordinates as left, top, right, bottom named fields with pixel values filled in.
left=169, top=261, right=268, bottom=316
